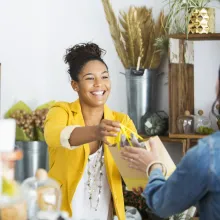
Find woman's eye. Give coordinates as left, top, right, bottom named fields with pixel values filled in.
left=102, top=76, right=109, bottom=79
left=85, top=77, right=94, bottom=80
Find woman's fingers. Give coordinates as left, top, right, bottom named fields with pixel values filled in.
left=100, top=130, right=118, bottom=137
left=121, top=151, right=147, bottom=172
left=149, top=138, right=158, bottom=153
left=121, top=148, right=140, bottom=160
left=101, top=124, right=120, bottom=133
left=132, top=188, right=143, bottom=196
left=128, top=163, right=139, bottom=170
left=139, top=187, right=144, bottom=193
left=121, top=154, right=142, bottom=169
left=102, top=137, right=111, bottom=146
left=124, top=146, right=143, bottom=154
left=101, top=119, right=121, bottom=128
left=121, top=153, right=139, bottom=163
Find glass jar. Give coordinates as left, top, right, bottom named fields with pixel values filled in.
left=194, top=110, right=213, bottom=134
left=177, top=110, right=194, bottom=134
left=0, top=149, right=27, bottom=220
left=21, top=169, right=61, bottom=220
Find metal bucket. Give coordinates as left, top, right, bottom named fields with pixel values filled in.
left=124, top=68, right=158, bottom=133
left=15, top=141, right=48, bottom=182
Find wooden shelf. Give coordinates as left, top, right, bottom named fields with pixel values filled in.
left=140, top=134, right=186, bottom=143
left=139, top=134, right=207, bottom=155
left=169, top=33, right=220, bottom=41
left=169, top=134, right=207, bottom=139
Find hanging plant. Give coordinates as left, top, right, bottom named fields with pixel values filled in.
left=164, top=0, right=220, bottom=35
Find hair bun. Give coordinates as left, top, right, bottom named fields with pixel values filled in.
left=64, top=42, right=107, bottom=81
left=64, top=42, right=106, bottom=64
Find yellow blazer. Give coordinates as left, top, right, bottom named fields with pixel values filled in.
left=44, top=99, right=136, bottom=220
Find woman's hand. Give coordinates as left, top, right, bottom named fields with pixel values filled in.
left=132, top=187, right=144, bottom=196
left=95, top=119, right=121, bottom=145
left=120, top=138, right=160, bottom=173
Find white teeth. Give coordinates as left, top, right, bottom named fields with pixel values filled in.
left=91, top=91, right=104, bottom=96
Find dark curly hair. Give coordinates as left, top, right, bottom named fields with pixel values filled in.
left=64, top=42, right=108, bottom=81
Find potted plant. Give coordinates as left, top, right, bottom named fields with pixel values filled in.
left=165, top=0, right=220, bottom=35
left=101, top=0, right=166, bottom=69
left=4, top=101, right=54, bottom=182
left=101, top=0, right=167, bottom=132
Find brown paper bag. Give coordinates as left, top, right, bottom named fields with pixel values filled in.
left=108, top=136, right=176, bottom=191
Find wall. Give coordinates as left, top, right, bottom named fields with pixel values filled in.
left=0, top=0, right=163, bottom=116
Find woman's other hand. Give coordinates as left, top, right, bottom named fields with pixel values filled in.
left=132, top=187, right=144, bottom=196
left=120, top=138, right=160, bottom=173
left=95, top=119, right=121, bottom=145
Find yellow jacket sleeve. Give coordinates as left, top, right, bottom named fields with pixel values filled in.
left=44, top=106, right=69, bottom=148
left=123, top=115, right=137, bottom=133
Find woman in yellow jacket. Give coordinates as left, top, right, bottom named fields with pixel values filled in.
left=44, top=43, right=136, bottom=220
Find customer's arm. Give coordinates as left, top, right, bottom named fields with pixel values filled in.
left=143, top=140, right=210, bottom=218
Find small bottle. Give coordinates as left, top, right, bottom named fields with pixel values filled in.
left=177, top=110, right=194, bottom=134
left=21, top=169, right=61, bottom=219
left=195, top=110, right=213, bottom=134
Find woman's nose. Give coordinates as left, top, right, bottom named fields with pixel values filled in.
left=94, top=78, right=102, bottom=87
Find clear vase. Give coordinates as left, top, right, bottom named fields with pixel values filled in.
left=0, top=149, right=27, bottom=220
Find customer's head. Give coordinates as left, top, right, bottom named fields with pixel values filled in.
left=64, top=43, right=111, bottom=107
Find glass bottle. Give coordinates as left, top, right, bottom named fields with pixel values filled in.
left=177, top=110, right=194, bottom=134
left=21, top=169, right=62, bottom=219
left=194, top=110, right=213, bottom=134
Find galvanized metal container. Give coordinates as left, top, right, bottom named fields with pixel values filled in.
left=124, top=68, right=158, bottom=133
left=15, top=141, right=48, bottom=182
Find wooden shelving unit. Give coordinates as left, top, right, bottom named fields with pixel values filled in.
left=169, top=134, right=208, bottom=153
left=169, top=134, right=206, bottom=139
left=141, top=134, right=185, bottom=142
left=140, top=133, right=208, bottom=155
left=138, top=34, right=219, bottom=156
left=168, top=33, right=220, bottom=154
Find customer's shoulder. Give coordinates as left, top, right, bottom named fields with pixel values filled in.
left=199, top=131, right=220, bottom=149
left=188, top=131, right=220, bottom=157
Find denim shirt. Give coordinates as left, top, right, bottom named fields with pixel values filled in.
left=142, top=131, right=220, bottom=220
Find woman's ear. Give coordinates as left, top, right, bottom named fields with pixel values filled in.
left=71, top=80, right=79, bottom=92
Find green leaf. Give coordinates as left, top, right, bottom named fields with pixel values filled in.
left=5, top=101, right=32, bottom=118
left=36, top=128, right=45, bottom=141
left=36, top=101, right=56, bottom=110
left=16, top=126, right=31, bottom=141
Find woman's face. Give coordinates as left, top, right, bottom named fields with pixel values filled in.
left=71, top=60, right=111, bottom=107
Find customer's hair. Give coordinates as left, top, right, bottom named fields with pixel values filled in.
left=64, top=42, right=108, bottom=81
left=212, top=67, right=220, bottom=117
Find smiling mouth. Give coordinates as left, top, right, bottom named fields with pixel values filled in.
left=90, top=90, right=106, bottom=96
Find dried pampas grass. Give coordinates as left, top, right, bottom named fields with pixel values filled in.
left=101, top=0, right=166, bottom=69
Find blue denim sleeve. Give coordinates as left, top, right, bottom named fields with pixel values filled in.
left=142, top=140, right=211, bottom=218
